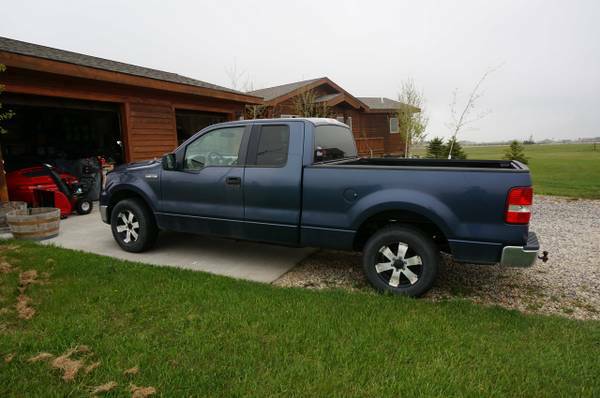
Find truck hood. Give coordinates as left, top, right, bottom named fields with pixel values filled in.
left=112, top=159, right=160, bottom=173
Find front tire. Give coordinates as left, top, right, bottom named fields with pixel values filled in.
left=110, top=198, right=158, bottom=253
left=362, top=225, right=440, bottom=297
left=75, top=199, right=93, bottom=215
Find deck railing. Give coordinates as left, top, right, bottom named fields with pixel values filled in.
left=355, top=137, right=385, bottom=157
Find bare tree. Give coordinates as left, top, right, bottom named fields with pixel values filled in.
left=397, top=79, right=428, bottom=157
left=446, top=67, right=497, bottom=158
left=293, top=89, right=333, bottom=118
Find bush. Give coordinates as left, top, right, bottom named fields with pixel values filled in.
left=444, top=139, right=467, bottom=160
left=426, top=137, right=445, bottom=159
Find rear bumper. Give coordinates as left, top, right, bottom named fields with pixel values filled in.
left=500, top=231, right=539, bottom=268
left=100, top=205, right=109, bottom=224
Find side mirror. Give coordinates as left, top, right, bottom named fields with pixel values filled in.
left=162, top=153, right=176, bottom=170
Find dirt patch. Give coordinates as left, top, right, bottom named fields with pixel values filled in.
left=4, top=352, right=15, bottom=363
left=85, top=361, right=101, bottom=374
left=28, top=352, right=54, bottom=362
left=52, top=355, right=84, bottom=382
left=16, top=294, right=35, bottom=320
left=131, top=385, right=157, bottom=398
left=49, top=345, right=94, bottom=382
left=124, top=366, right=139, bottom=376
left=91, top=381, right=118, bottom=395
left=0, top=258, right=14, bottom=274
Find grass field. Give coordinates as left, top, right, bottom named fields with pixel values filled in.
left=413, top=143, right=600, bottom=199
left=1, top=241, right=599, bottom=397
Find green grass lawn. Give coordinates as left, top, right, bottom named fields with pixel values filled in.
left=414, top=143, right=600, bottom=199
left=1, top=241, right=599, bottom=397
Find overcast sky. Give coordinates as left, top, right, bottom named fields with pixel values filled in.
left=2, top=0, right=599, bottom=142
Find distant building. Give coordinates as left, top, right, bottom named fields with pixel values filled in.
left=249, top=77, right=418, bottom=156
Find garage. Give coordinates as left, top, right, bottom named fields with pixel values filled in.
left=0, top=36, right=262, bottom=203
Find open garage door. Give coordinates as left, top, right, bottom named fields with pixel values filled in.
left=175, top=109, right=227, bottom=145
left=0, top=94, right=124, bottom=201
left=0, top=94, right=124, bottom=169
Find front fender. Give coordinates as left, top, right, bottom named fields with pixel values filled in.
left=103, top=171, right=160, bottom=212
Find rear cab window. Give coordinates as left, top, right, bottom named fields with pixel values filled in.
left=313, top=125, right=357, bottom=163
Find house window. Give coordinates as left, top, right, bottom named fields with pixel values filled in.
left=336, top=116, right=345, bottom=123
left=389, top=117, right=399, bottom=134
left=346, top=116, right=352, bottom=130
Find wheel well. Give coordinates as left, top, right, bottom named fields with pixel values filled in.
left=107, top=190, right=153, bottom=221
left=353, top=210, right=449, bottom=252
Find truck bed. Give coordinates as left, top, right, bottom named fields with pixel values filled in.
left=332, top=157, right=528, bottom=171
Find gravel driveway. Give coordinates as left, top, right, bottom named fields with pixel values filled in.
left=275, top=195, right=600, bottom=320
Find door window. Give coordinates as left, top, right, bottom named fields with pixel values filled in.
left=183, top=126, right=245, bottom=171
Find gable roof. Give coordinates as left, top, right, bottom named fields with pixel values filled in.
left=248, top=77, right=369, bottom=110
left=0, top=36, right=249, bottom=97
left=247, top=77, right=323, bottom=101
left=358, top=97, right=420, bottom=113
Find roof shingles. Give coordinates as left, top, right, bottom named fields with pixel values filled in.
left=0, top=36, right=244, bottom=95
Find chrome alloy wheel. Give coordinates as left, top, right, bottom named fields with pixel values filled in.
left=374, top=242, right=423, bottom=287
left=115, top=210, right=140, bottom=243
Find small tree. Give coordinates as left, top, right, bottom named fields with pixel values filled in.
left=446, top=67, right=497, bottom=158
left=244, top=104, right=269, bottom=120
left=397, top=79, right=428, bottom=157
left=503, top=140, right=528, bottom=164
left=0, top=64, right=15, bottom=202
left=444, top=138, right=467, bottom=160
left=426, top=137, right=445, bottom=159
left=293, top=89, right=333, bottom=117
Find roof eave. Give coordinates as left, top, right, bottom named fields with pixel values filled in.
left=0, top=50, right=264, bottom=104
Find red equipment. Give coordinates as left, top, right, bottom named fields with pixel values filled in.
left=6, top=165, right=93, bottom=218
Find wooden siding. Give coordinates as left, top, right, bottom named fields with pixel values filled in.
left=125, top=102, right=178, bottom=161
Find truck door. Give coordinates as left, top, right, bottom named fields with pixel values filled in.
left=242, top=121, right=304, bottom=244
left=159, top=125, right=249, bottom=238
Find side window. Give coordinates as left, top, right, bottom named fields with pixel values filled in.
left=255, top=125, right=290, bottom=167
left=389, top=117, right=399, bottom=134
left=183, top=126, right=245, bottom=171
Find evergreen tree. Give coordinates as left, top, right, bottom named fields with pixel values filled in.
left=503, top=140, right=528, bottom=164
left=444, top=138, right=467, bottom=159
left=426, top=137, right=445, bottom=159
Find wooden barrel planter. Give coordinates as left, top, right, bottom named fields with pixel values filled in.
left=6, top=208, right=61, bottom=240
left=0, top=201, right=28, bottom=233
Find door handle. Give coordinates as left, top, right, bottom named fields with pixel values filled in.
left=226, top=176, right=241, bottom=185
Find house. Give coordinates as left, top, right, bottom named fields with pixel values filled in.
left=248, top=77, right=414, bottom=156
left=0, top=36, right=262, bottom=168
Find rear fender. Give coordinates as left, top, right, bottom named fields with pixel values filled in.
left=350, top=189, right=457, bottom=237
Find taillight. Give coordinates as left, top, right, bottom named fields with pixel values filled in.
left=505, top=187, right=533, bottom=224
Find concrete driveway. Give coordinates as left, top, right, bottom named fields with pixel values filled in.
left=40, top=207, right=313, bottom=283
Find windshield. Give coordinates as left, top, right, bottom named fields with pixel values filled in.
left=314, top=125, right=358, bottom=162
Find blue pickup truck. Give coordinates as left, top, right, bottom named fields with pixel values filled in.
left=100, top=118, right=540, bottom=296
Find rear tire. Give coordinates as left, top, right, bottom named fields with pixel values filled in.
left=110, top=198, right=158, bottom=253
left=362, top=225, right=440, bottom=297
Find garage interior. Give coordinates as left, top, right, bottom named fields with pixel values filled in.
left=1, top=94, right=124, bottom=170
left=175, top=109, right=227, bottom=145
